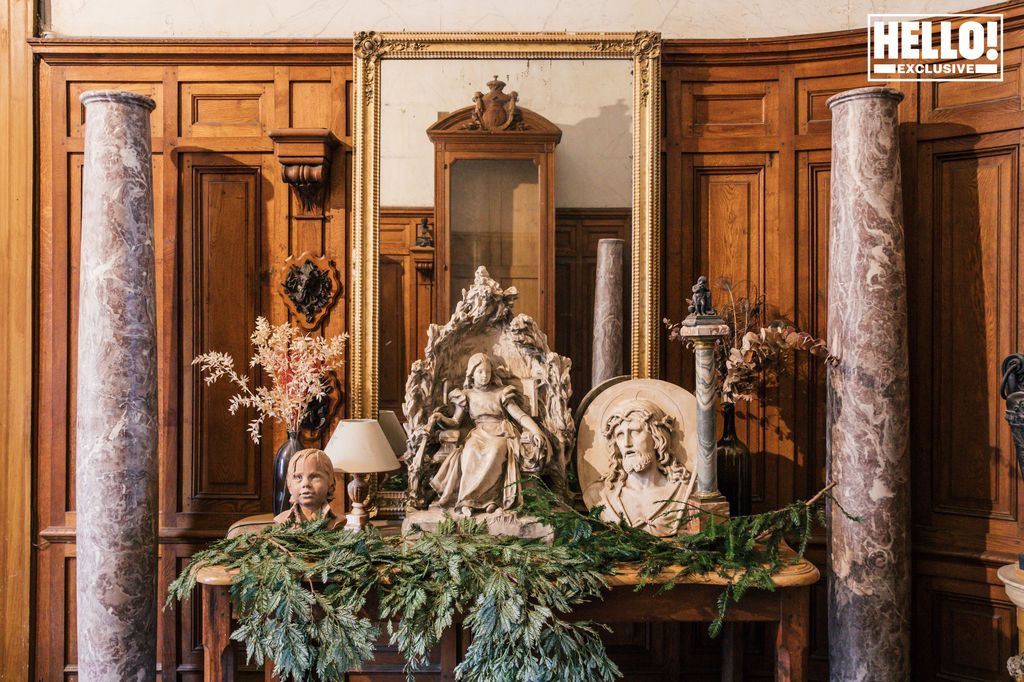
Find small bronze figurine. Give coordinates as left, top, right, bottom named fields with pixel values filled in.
left=415, top=217, right=433, bottom=247
left=688, top=275, right=716, bottom=317
left=273, top=448, right=341, bottom=528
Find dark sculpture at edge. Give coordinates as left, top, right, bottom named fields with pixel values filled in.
left=1000, top=353, right=1024, bottom=568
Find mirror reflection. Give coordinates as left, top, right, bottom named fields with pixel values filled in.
left=379, top=59, right=633, bottom=412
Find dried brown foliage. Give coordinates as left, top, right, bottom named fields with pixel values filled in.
left=665, top=277, right=838, bottom=403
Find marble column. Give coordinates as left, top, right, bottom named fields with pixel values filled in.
left=826, top=86, right=910, bottom=682
left=76, top=90, right=158, bottom=681
left=693, top=339, right=719, bottom=497
left=591, top=238, right=625, bottom=385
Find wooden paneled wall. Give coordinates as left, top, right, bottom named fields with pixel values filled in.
left=25, top=9, right=1024, bottom=678
left=0, top=1, right=35, bottom=679
left=662, top=8, right=1024, bottom=679
left=32, top=42, right=352, bottom=680
left=378, top=206, right=632, bottom=414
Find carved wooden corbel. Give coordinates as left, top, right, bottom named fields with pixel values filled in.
left=269, top=128, right=340, bottom=217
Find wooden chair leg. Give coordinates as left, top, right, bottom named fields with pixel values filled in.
left=775, top=587, right=809, bottom=682
left=721, top=622, right=745, bottom=682
left=203, top=583, right=235, bottom=681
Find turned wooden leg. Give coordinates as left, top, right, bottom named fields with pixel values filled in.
left=203, top=583, right=235, bottom=681
left=721, top=622, right=744, bottom=682
left=775, top=587, right=809, bottom=682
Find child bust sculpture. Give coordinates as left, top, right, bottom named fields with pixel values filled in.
left=273, top=448, right=341, bottom=528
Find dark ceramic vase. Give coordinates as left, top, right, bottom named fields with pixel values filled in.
left=273, top=431, right=304, bottom=515
left=716, top=403, right=751, bottom=516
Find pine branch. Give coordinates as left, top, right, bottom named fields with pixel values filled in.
left=168, top=482, right=852, bottom=681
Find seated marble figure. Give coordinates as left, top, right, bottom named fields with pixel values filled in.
left=427, top=352, right=548, bottom=516
left=586, top=399, right=696, bottom=536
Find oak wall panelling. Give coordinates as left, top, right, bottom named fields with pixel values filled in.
left=24, top=7, right=1024, bottom=678
left=0, top=2, right=36, bottom=677
left=32, top=43, right=353, bottom=679
left=377, top=206, right=632, bottom=415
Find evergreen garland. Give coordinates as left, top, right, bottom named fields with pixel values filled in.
left=168, top=484, right=848, bottom=681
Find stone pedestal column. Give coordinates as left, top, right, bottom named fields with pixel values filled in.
left=76, top=90, right=158, bottom=681
left=592, top=238, right=625, bottom=385
left=826, top=86, right=910, bottom=681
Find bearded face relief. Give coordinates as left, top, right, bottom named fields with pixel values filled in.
left=614, top=412, right=658, bottom=475
left=590, top=399, right=696, bottom=536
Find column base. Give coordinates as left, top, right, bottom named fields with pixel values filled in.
left=687, top=495, right=731, bottom=534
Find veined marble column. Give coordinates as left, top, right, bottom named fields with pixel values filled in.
left=592, top=238, right=625, bottom=385
left=692, top=339, right=719, bottom=497
left=826, top=86, right=910, bottom=682
left=76, top=90, right=158, bottom=681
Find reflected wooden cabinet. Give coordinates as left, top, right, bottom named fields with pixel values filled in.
left=427, top=78, right=562, bottom=335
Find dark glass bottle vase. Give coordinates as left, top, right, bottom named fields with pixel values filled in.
left=273, top=431, right=304, bottom=515
left=716, top=403, right=751, bottom=516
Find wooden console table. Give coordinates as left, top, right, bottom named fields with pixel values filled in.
left=196, top=551, right=818, bottom=682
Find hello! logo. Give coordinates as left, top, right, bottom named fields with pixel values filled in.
left=868, top=14, right=1003, bottom=81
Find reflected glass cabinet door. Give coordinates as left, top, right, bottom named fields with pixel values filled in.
left=428, top=78, right=562, bottom=335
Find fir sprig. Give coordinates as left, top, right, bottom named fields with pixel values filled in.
left=168, top=484, right=848, bottom=681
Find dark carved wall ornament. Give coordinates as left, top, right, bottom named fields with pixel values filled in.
left=415, top=217, right=433, bottom=247
left=282, top=164, right=328, bottom=214
left=1000, top=354, right=1024, bottom=562
left=276, top=252, right=342, bottom=330
left=268, top=128, right=340, bottom=218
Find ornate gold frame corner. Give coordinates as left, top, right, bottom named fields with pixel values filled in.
left=350, top=31, right=663, bottom=418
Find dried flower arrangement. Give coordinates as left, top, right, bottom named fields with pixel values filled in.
left=665, top=277, right=838, bottom=403
left=192, top=317, right=347, bottom=442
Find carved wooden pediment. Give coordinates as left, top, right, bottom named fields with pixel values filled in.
left=427, top=79, right=562, bottom=145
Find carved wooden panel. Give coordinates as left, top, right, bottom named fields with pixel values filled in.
left=181, top=157, right=267, bottom=513
left=682, top=81, right=778, bottom=137
left=793, top=72, right=882, bottom=136
left=905, top=132, right=1022, bottom=567
left=921, top=49, right=1024, bottom=127
left=554, top=208, right=631, bottom=406
left=684, top=155, right=771, bottom=505
left=379, top=208, right=436, bottom=417
left=932, top=144, right=1018, bottom=521
left=35, top=55, right=353, bottom=679
left=180, top=82, right=273, bottom=138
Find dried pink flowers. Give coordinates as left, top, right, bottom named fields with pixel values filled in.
left=665, top=277, right=838, bottom=404
left=192, top=317, right=347, bottom=443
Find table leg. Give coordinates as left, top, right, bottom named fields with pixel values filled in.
left=721, top=622, right=744, bottom=682
left=203, top=583, right=235, bottom=681
left=775, top=587, right=809, bottom=682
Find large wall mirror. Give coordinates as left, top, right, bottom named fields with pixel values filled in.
left=350, top=32, right=662, bottom=418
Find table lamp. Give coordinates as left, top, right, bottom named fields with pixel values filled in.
left=377, top=409, right=408, bottom=458
left=324, top=419, right=401, bottom=530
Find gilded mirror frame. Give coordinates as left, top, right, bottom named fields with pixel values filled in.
left=350, top=31, right=662, bottom=418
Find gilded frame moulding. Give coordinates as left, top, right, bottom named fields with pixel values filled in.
left=350, top=31, right=663, bottom=418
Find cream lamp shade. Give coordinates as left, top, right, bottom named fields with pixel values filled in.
left=377, top=409, right=408, bottom=458
left=324, top=419, right=401, bottom=474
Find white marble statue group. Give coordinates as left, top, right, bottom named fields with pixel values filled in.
left=271, top=267, right=703, bottom=537
left=396, top=267, right=702, bottom=538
